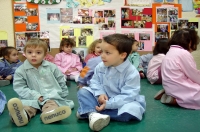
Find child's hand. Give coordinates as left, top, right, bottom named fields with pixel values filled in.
left=5, top=75, right=12, bottom=80
left=38, top=96, right=43, bottom=102
left=65, top=70, right=70, bottom=74
left=98, top=94, right=108, bottom=104
left=96, top=103, right=106, bottom=112
left=70, top=67, right=78, bottom=72
left=0, top=76, right=3, bottom=80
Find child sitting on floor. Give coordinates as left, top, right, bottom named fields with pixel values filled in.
left=7, top=38, right=74, bottom=127
left=77, top=56, right=102, bottom=88
left=155, top=29, right=200, bottom=109
left=77, top=34, right=146, bottom=131
left=128, top=39, right=145, bottom=78
left=147, top=38, right=169, bottom=84
left=84, top=39, right=102, bottom=63
left=54, top=38, right=82, bottom=83
left=0, top=47, right=22, bottom=87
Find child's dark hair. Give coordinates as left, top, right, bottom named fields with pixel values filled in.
left=153, top=38, right=169, bottom=55
left=59, top=38, right=76, bottom=52
left=0, top=47, right=17, bottom=58
left=103, top=33, right=134, bottom=60
left=168, top=29, right=199, bottom=51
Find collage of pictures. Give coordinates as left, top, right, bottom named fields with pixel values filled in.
left=60, top=26, right=94, bottom=48
left=121, top=7, right=152, bottom=28
left=156, top=7, right=178, bottom=22
left=14, top=3, right=39, bottom=31
left=122, top=31, right=152, bottom=51
left=47, top=8, right=116, bottom=30
left=15, top=31, right=50, bottom=52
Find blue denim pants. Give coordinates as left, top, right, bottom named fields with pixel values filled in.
left=77, top=88, right=137, bottom=122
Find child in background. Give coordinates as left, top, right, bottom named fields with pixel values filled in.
left=147, top=38, right=169, bottom=85
left=77, top=56, right=102, bottom=88
left=0, top=47, right=22, bottom=87
left=7, top=38, right=73, bottom=127
left=84, top=39, right=102, bottom=63
left=77, top=34, right=146, bottom=131
left=140, top=53, right=153, bottom=76
left=157, top=29, right=200, bottom=109
left=54, top=38, right=82, bottom=82
left=128, top=40, right=145, bottom=78
left=44, top=53, right=54, bottom=63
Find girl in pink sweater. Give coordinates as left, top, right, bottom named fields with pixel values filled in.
left=54, top=38, right=82, bottom=82
left=84, top=39, right=102, bottom=63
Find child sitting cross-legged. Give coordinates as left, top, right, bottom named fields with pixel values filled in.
left=7, top=38, right=74, bottom=127
left=77, top=34, right=146, bottom=131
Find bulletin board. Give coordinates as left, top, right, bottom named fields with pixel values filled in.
left=12, top=0, right=199, bottom=57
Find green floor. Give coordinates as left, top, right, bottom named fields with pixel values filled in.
left=1, top=79, right=200, bottom=132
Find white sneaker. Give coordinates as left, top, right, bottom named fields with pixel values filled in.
left=7, top=98, right=28, bottom=127
left=76, top=111, right=85, bottom=119
left=0, top=80, right=10, bottom=87
left=89, top=113, right=110, bottom=131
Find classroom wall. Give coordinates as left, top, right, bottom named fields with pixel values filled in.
left=1, top=0, right=200, bottom=69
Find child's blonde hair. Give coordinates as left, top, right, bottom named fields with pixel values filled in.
left=24, top=38, right=48, bottom=53
left=59, top=38, right=76, bottom=52
left=87, top=39, right=102, bottom=54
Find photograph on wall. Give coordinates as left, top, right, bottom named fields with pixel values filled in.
left=94, top=18, right=105, bottom=24
left=99, top=31, right=116, bottom=39
left=171, top=23, right=178, bottom=30
left=16, top=40, right=25, bottom=52
left=178, top=19, right=188, bottom=29
left=26, top=23, right=38, bottom=31
left=156, top=8, right=167, bottom=22
left=0, top=40, right=8, bottom=48
left=104, top=10, right=116, bottom=17
left=93, top=10, right=104, bottom=18
left=168, top=8, right=178, bottom=22
left=121, top=7, right=152, bottom=28
left=14, top=16, right=27, bottom=24
left=46, top=8, right=60, bottom=23
left=155, top=32, right=169, bottom=42
left=188, top=22, right=198, bottom=30
left=25, top=8, right=38, bottom=16
left=62, top=29, right=74, bottom=36
left=124, top=33, right=135, bottom=39
left=72, top=47, right=88, bottom=60
left=138, top=41, right=144, bottom=50
left=82, top=17, right=93, bottom=24
left=81, top=28, right=93, bottom=36
left=99, top=23, right=109, bottom=30
left=78, top=36, right=86, bottom=47
left=40, top=31, right=49, bottom=38
left=61, top=15, right=73, bottom=23
left=60, top=8, right=73, bottom=15
left=157, top=24, right=168, bottom=32
left=14, top=4, right=27, bottom=12
left=139, top=33, right=150, bottom=40
left=73, top=16, right=81, bottom=24
left=25, top=32, right=38, bottom=42
left=16, top=32, right=26, bottom=41
left=78, top=9, right=90, bottom=16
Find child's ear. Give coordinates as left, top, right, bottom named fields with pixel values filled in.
left=4, top=55, right=9, bottom=60
left=120, top=52, right=127, bottom=60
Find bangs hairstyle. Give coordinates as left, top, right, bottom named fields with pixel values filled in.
left=103, top=33, right=134, bottom=60
left=153, top=38, right=169, bottom=55
left=0, top=46, right=17, bottom=58
left=169, top=29, right=200, bottom=51
left=24, top=38, right=48, bottom=53
left=88, top=39, right=102, bottom=54
left=59, top=38, right=76, bottom=52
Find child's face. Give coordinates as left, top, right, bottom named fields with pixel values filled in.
left=94, top=43, right=102, bottom=55
left=25, top=46, right=46, bottom=68
left=62, top=45, right=72, bottom=54
left=5, top=50, right=19, bottom=63
left=131, top=42, right=139, bottom=52
left=101, top=41, right=126, bottom=67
